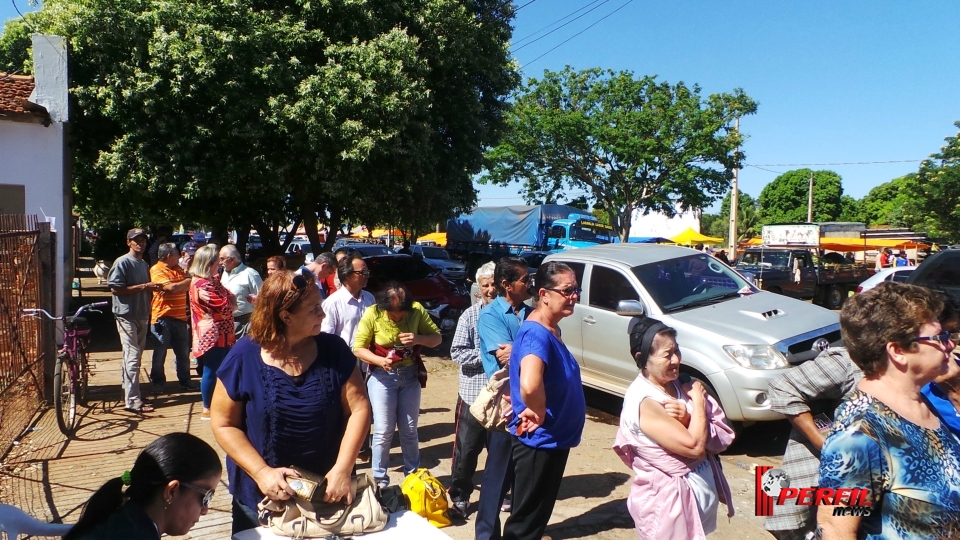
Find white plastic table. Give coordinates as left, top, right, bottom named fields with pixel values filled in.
left=231, top=510, right=453, bottom=540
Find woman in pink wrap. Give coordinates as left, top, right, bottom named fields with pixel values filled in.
left=613, top=318, right=735, bottom=539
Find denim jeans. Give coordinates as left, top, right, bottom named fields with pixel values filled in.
left=115, top=317, right=147, bottom=409
left=199, top=346, right=229, bottom=408
left=149, top=317, right=192, bottom=386
left=367, top=363, right=421, bottom=484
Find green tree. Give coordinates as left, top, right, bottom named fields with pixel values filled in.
left=838, top=195, right=861, bottom=222
left=1, top=0, right=518, bottom=254
left=859, top=174, right=920, bottom=228
left=907, top=121, right=960, bottom=241
left=482, top=66, right=757, bottom=242
left=757, top=169, right=846, bottom=224
left=704, top=189, right=758, bottom=243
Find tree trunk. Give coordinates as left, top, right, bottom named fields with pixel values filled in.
left=302, top=205, right=321, bottom=256
left=254, top=220, right=282, bottom=255
left=323, top=206, right=343, bottom=252
left=235, top=228, right=250, bottom=262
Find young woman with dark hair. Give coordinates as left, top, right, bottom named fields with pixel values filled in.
left=65, top=432, right=221, bottom=540
left=353, top=281, right=442, bottom=489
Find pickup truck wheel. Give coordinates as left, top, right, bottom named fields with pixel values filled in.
left=826, top=285, right=846, bottom=310
left=687, top=374, right=743, bottom=437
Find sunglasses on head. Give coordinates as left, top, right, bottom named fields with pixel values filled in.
left=181, top=482, right=214, bottom=509
left=279, top=272, right=310, bottom=310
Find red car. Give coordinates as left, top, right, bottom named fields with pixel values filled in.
left=363, top=254, right=469, bottom=333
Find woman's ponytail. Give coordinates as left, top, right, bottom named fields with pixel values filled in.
left=62, top=477, right=125, bottom=540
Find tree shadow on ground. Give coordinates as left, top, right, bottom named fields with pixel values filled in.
left=417, top=439, right=453, bottom=470
left=556, top=472, right=630, bottom=501
left=417, top=421, right=454, bottom=443
left=544, top=498, right=634, bottom=539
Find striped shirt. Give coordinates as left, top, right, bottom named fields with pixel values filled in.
left=150, top=262, right=189, bottom=323
left=449, top=302, right=487, bottom=404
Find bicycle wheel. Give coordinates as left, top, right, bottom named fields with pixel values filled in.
left=77, top=347, right=89, bottom=405
left=53, top=354, right=77, bottom=435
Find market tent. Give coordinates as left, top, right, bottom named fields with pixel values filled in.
left=370, top=228, right=404, bottom=238
left=818, top=237, right=930, bottom=252
left=417, top=232, right=447, bottom=246
left=670, top=228, right=724, bottom=246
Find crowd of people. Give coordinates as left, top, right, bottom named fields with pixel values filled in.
left=83, top=229, right=960, bottom=539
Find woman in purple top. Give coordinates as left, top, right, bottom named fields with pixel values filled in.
left=210, top=270, right=370, bottom=534
left=504, top=261, right=586, bottom=540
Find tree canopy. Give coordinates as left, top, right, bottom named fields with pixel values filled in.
left=859, top=174, right=918, bottom=228
left=481, top=66, right=758, bottom=242
left=704, top=189, right=758, bottom=243
left=907, top=121, right=960, bottom=242
left=0, top=0, right=518, bottom=254
left=757, top=169, right=848, bottom=224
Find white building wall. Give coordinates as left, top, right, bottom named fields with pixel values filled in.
left=628, top=206, right=701, bottom=239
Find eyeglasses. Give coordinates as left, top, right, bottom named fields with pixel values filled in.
left=545, top=287, right=581, bottom=298
left=350, top=269, right=371, bottom=277
left=914, top=330, right=953, bottom=344
left=181, top=482, right=214, bottom=509
left=516, top=275, right=532, bottom=284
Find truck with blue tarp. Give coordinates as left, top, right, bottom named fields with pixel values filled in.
left=446, top=204, right=617, bottom=275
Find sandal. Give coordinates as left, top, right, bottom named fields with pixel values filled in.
left=125, top=404, right=155, bottom=414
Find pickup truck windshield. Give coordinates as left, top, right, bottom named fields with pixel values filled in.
left=736, top=251, right=791, bottom=270
left=571, top=221, right=615, bottom=244
left=633, top=254, right=751, bottom=312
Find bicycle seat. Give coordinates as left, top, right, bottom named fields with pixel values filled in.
left=64, top=316, right=89, bottom=329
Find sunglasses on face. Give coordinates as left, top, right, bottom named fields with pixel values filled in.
left=545, top=287, right=581, bottom=298
left=515, top=275, right=532, bottom=284
left=181, top=482, right=214, bottom=509
left=914, top=330, right=955, bottom=344
left=350, top=269, right=371, bottom=277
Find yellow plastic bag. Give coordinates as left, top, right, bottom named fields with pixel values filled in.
left=400, top=468, right=451, bottom=528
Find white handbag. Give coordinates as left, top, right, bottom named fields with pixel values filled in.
left=469, top=367, right=511, bottom=432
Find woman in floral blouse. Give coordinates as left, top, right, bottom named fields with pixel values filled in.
left=189, top=244, right=236, bottom=420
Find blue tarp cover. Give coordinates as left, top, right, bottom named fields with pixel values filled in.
left=447, top=205, right=585, bottom=246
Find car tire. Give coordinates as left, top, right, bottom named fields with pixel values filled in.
left=825, top=285, right=846, bottom=310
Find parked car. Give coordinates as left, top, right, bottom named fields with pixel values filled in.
left=543, top=244, right=842, bottom=428
left=345, top=244, right=394, bottom=257
left=285, top=239, right=315, bottom=263
left=855, top=266, right=917, bottom=294
left=407, top=245, right=467, bottom=282
left=907, top=249, right=960, bottom=301
left=363, top=254, right=469, bottom=333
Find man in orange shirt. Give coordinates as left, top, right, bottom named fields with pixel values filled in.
left=149, top=242, right=198, bottom=394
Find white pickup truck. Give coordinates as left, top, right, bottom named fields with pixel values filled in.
left=544, top=244, right=842, bottom=428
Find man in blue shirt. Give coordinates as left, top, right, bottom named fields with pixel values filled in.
left=475, top=256, right=532, bottom=540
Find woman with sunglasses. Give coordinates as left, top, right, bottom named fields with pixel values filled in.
left=64, top=432, right=221, bottom=540
left=501, top=261, right=586, bottom=540
left=210, top=269, right=370, bottom=534
left=353, top=282, right=442, bottom=489
left=817, top=282, right=960, bottom=540
left=188, top=244, right=237, bottom=421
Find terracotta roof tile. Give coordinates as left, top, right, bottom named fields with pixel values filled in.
left=0, top=73, right=36, bottom=114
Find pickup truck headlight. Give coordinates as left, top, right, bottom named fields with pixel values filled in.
left=722, top=345, right=788, bottom=369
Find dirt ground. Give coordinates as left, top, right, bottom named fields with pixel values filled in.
left=407, top=354, right=785, bottom=540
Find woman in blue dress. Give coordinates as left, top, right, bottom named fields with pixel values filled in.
left=818, top=282, right=960, bottom=540
left=210, top=269, right=370, bottom=533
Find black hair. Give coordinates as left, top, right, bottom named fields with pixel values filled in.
left=337, top=252, right=364, bottom=284
left=64, top=433, right=221, bottom=540
left=535, top=261, right=574, bottom=290
left=494, top=256, right=530, bottom=295
left=628, top=317, right=678, bottom=370
left=375, top=281, right=414, bottom=313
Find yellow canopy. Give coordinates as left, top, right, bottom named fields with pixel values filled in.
left=370, top=228, right=404, bottom=238
left=737, top=236, right=928, bottom=251
left=670, top=228, right=724, bottom=246
left=417, top=232, right=447, bottom=247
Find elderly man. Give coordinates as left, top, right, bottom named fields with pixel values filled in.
left=219, top=244, right=262, bottom=339
left=303, top=251, right=338, bottom=300
left=447, top=262, right=497, bottom=519
left=149, top=242, right=197, bottom=395
left=108, top=228, right=162, bottom=413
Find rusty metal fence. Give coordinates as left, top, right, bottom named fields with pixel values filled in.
left=0, top=215, right=48, bottom=455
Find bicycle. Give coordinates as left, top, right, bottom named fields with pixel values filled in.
left=22, top=301, right=109, bottom=436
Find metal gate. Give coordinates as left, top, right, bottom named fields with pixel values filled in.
left=0, top=215, right=46, bottom=454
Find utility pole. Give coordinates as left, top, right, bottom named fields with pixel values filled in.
left=807, top=171, right=814, bottom=223
left=728, top=116, right=740, bottom=255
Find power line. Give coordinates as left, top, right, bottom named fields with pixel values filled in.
left=744, top=164, right=785, bottom=175
left=513, top=0, right=606, bottom=46
left=747, top=159, right=923, bottom=167
left=521, top=0, right=636, bottom=67
left=514, top=0, right=538, bottom=12
left=513, top=0, right=612, bottom=51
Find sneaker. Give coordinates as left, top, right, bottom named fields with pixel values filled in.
left=376, top=479, right=389, bottom=490
left=448, top=499, right=468, bottom=520
left=200, top=410, right=211, bottom=421
left=178, top=381, right=200, bottom=391
left=500, top=498, right=512, bottom=513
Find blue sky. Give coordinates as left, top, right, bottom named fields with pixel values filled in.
left=5, top=1, right=959, bottom=212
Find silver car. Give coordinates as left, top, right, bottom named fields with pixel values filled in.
left=544, top=244, right=841, bottom=426
left=409, top=245, right=467, bottom=281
